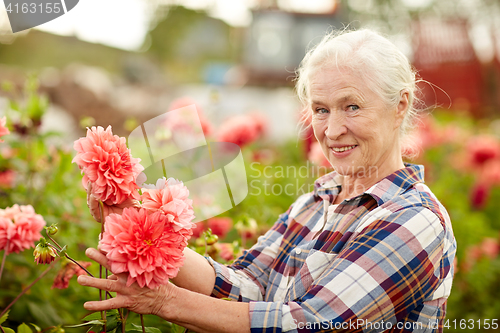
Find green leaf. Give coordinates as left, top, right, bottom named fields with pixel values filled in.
left=65, top=319, right=105, bottom=328
left=17, top=323, right=32, bottom=333
left=105, top=313, right=118, bottom=332
left=87, top=324, right=104, bottom=333
left=1, top=326, right=15, bottom=333
left=27, top=323, right=41, bottom=332
left=58, top=245, right=68, bottom=258
left=83, top=311, right=107, bottom=321
left=27, top=302, right=61, bottom=328
left=0, top=310, right=9, bottom=325
left=129, top=323, right=162, bottom=333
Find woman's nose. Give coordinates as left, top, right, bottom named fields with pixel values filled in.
left=324, top=113, right=347, bottom=140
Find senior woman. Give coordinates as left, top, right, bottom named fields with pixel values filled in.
left=78, top=29, right=456, bottom=332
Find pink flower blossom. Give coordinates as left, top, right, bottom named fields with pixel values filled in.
left=0, top=170, right=15, bottom=188
left=466, top=135, right=500, bottom=169
left=142, top=177, right=181, bottom=190
left=141, top=180, right=195, bottom=236
left=216, top=242, right=235, bottom=262
left=480, top=237, right=500, bottom=260
left=248, top=112, right=268, bottom=137
left=470, top=182, right=489, bottom=209
left=191, top=222, right=205, bottom=239
left=0, top=217, right=12, bottom=251
left=0, top=205, right=45, bottom=254
left=462, top=245, right=482, bottom=272
left=99, top=207, right=189, bottom=289
left=207, top=217, right=233, bottom=239
left=73, top=126, right=144, bottom=205
left=166, top=97, right=212, bottom=137
left=217, top=115, right=262, bottom=148
left=479, top=159, right=500, bottom=186
left=52, top=261, right=91, bottom=289
left=34, top=241, right=57, bottom=264
left=0, top=117, right=9, bottom=142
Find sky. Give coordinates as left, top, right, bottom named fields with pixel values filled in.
left=0, top=0, right=337, bottom=51
left=1, top=0, right=492, bottom=59
left=31, top=0, right=151, bottom=51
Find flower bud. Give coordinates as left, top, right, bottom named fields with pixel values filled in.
left=34, top=240, right=57, bottom=265
left=46, top=224, right=58, bottom=235
left=206, top=234, right=219, bottom=246
left=203, top=228, right=219, bottom=245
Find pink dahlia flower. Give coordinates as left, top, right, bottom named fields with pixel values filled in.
left=141, top=179, right=195, bottom=236
left=52, top=261, right=92, bottom=289
left=141, top=177, right=181, bottom=190
left=167, top=97, right=212, bottom=136
left=0, top=170, right=15, bottom=188
left=0, top=217, right=13, bottom=251
left=480, top=237, right=500, bottom=260
left=466, top=135, right=500, bottom=169
left=0, top=117, right=9, bottom=142
left=191, top=222, right=205, bottom=239
left=34, top=241, right=58, bottom=264
left=73, top=126, right=144, bottom=205
left=0, top=204, right=45, bottom=253
left=207, top=217, right=233, bottom=239
left=217, top=115, right=261, bottom=148
left=100, top=207, right=189, bottom=289
left=248, top=112, right=268, bottom=137
left=216, top=242, right=235, bottom=262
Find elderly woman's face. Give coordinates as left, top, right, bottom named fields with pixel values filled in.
left=310, top=66, right=407, bottom=180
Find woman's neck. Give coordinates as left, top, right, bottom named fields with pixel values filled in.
left=333, top=160, right=406, bottom=204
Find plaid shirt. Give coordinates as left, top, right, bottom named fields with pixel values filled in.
left=207, top=164, right=456, bottom=333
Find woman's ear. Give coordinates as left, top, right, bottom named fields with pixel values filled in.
left=394, top=90, right=409, bottom=129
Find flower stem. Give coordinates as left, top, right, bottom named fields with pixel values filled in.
left=46, top=233, right=63, bottom=251
left=46, top=243, right=114, bottom=299
left=98, top=200, right=107, bottom=333
left=0, top=240, right=9, bottom=283
left=140, top=314, right=146, bottom=333
left=0, top=261, right=55, bottom=319
left=119, top=308, right=126, bottom=333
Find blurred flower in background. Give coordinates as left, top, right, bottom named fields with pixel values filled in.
left=0, top=204, right=45, bottom=254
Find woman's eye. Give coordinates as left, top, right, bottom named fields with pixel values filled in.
left=347, top=105, right=360, bottom=111
left=315, top=107, right=329, bottom=114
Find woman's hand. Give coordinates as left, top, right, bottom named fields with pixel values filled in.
left=77, top=248, right=177, bottom=317
left=78, top=248, right=251, bottom=333
left=86, top=183, right=141, bottom=223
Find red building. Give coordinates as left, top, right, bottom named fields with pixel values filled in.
left=411, top=19, right=485, bottom=116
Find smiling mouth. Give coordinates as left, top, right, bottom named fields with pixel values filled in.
left=331, top=145, right=357, bottom=153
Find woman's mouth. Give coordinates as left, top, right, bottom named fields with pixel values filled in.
left=331, top=145, right=357, bottom=153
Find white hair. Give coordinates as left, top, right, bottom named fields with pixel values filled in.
left=296, top=28, right=421, bottom=142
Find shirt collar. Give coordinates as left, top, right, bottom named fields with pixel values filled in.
left=313, top=163, right=425, bottom=206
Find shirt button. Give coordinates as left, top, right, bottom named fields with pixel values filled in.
left=295, top=248, right=302, bottom=255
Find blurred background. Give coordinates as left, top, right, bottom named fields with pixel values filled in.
left=1, top=0, right=500, bottom=332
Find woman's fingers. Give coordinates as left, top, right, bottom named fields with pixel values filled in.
left=83, top=297, right=129, bottom=311
left=85, top=248, right=112, bottom=271
left=77, top=275, right=120, bottom=292
left=87, top=194, right=102, bottom=223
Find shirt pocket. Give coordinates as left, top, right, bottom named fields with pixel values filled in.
left=285, top=249, right=338, bottom=301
